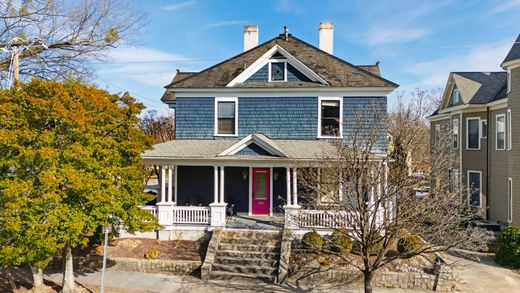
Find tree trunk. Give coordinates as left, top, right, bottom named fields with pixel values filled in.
left=62, top=245, right=75, bottom=293
left=31, top=266, right=44, bottom=290
left=363, top=271, right=373, bottom=293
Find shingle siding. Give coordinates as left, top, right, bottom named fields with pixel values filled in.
left=245, top=64, right=268, bottom=82
left=287, top=64, right=311, bottom=82
left=175, top=96, right=387, bottom=144
left=176, top=97, right=214, bottom=139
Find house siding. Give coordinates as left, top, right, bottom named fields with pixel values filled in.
left=507, top=66, right=520, bottom=225
left=488, top=108, right=509, bottom=223
left=245, top=64, right=268, bottom=82
left=175, top=96, right=387, bottom=142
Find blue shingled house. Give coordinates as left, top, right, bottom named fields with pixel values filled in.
left=141, top=23, right=398, bottom=233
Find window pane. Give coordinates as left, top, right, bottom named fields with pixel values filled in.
left=218, top=118, right=235, bottom=134
left=255, top=171, right=267, bottom=200
left=271, top=62, right=285, bottom=81
left=497, top=116, right=505, bottom=132
left=321, top=100, right=340, bottom=136
left=469, top=172, right=480, bottom=206
left=468, top=119, right=479, bottom=149
left=218, top=102, right=235, bottom=118
left=481, top=121, right=487, bottom=138
left=453, top=119, right=459, bottom=149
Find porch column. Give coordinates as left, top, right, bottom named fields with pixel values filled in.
left=210, top=166, right=226, bottom=227
left=168, top=165, right=173, bottom=203
left=292, top=168, right=299, bottom=207
left=286, top=167, right=292, bottom=206
left=160, top=165, right=166, bottom=203
left=213, top=166, right=218, bottom=203
left=219, top=166, right=225, bottom=203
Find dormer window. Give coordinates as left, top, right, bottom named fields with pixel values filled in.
left=451, top=87, right=461, bottom=105
left=269, top=61, right=287, bottom=82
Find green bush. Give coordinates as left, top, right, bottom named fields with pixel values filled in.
left=397, top=234, right=423, bottom=257
left=301, top=231, right=324, bottom=252
left=496, top=227, right=520, bottom=268
left=368, top=233, right=385, bottom=255
left=330, top=228, right=353, bottom=254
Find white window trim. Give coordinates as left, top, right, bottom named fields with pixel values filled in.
left=467, top=170, right=482, bottom=208
left=317, top=96, right=343, bottom=139
left=267, top=59, right=288, bottom=82
left=496, top=113, right=506, bottom=150
left=507, top=109, right=512, bottom=150
left=466, top=117, right=481, bottom=150
left=508, top=177, right=513, bottom=223
left=481, top=119, right=487, bottom=139
left=507, top=68, right=512, bottom=94
left=214, top=97, right=238, bottom=137
left=452, top=118, right=459, bottom=150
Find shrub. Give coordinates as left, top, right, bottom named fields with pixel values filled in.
left=496, top=227, right=520, bottom=268
left=368, top=233, right=385, bottom=255
left=301, top=231, right=324, bottom=252
left=94, top=245, right=104, bottom=256
left=144, top=248, right=160, bottom=260
left=330, top=228, right=353, bottom=254
left=397, top=234, right=423, bottom=256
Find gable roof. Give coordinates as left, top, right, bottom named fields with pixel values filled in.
left=164, top=33, right=398, bottom=90
left=218, top=133, right=287, bottom=157
left=502, top=34, right=520, bottom=66
left=454, top=72, right=507, bottom=104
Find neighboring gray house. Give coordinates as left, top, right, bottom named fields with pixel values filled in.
left=140, top=23, right=397, bottom=235
left=428, top=34, right=520, bottom=226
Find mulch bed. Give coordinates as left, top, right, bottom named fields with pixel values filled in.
left=103, top=238, right=204, bottom=262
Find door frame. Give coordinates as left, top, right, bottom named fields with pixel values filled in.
left=248, top=167, right=273, bottom=216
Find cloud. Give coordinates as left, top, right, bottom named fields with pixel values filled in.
left=489, top=0, right=520, bottom=15
left=205, top=20, right=249, bottom=28
left=365, top=27, right=429, bottom=46
left=406, top=39, right=512, bottom=89
left=163, top=0, right=197, bottom=11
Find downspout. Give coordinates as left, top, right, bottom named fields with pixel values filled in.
left=486, top=107, right=490, bottom=220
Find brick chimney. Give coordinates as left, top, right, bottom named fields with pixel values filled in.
left=244, top=25, right=258, bottom=52
left=319, top=22, right=334, bottom=54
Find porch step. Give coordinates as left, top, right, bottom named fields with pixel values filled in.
left=209, top=229, right=283, bottom=283
left=212, top=263, right=277, bottom=276
left=218, top=243, right=280, bottom=252
left=209, top=270, right=276, bottom=283
left=214, top=256, right=278, bottom=267
left=215, top=250, right=279, bottom=260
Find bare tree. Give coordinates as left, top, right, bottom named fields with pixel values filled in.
left=296, top=98, right=487, bottom=293
left=0, top=0, right=145, bottom=82
left=139, top=110, right=175, bottom=143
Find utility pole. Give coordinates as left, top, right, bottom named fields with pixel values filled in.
left=13, top=45, right=19, bottom=81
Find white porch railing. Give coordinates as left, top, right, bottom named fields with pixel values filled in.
left=172, top=206, right=211, bottom=224
left=140, top=205, right=158, bottom=218
left=287, top=209, right=355, bottom=229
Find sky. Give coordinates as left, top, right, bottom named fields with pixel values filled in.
left=94, top=0, right=520, bottom=113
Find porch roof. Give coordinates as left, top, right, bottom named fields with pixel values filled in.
left=141, top=138, right=340, bottom=162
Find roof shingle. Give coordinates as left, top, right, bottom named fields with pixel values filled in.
left=502, top=34, right=520, bottom=65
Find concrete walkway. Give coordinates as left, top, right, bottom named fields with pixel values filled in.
left=45, top=269, right=428, bottom=293
left=442, top=252, right=520, bottom=293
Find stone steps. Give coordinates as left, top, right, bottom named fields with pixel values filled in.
left=209, top=229, right=282, bottom=283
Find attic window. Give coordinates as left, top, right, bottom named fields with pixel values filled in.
left=269, top=61, right=286, bottom=81
left=451, top=87, right=461, bottom=105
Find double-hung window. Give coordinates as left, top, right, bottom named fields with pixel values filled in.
left=496, top=114, right=505, bottom=150
left=215, top=98, right=238, bottom=136
left=452, top=118, right=459, bottom=149
left=318, top=97, right=342, bottom=138
left=468, top=171, right=482, bottom=207
left=466, top=118, right=480, bottom=150
left=508, top=178, right=513, bottom=223
left=481, top=120, right=487, bottom=139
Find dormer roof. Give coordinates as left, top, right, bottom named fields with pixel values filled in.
left=502, top=34, right=520, bottom=67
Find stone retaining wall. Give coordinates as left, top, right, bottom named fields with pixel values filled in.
left=110, top=257, right=201, bottom=275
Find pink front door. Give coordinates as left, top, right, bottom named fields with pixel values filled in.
left=252, top=168, right=270, bottom=215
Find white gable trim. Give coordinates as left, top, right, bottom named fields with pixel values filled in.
left=218, top=134, right=287, bottom=157
left=226, top=45, right=328, bottom=87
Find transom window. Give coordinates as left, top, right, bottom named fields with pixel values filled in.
left=496, top=114, right=505, bottom=150
left=215, top=98, right=238, bottom=136
left=318, top=97, right=342, bottom=138
left=466, top=118, right=480, bottom=150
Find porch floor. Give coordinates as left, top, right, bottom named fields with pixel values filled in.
left=225, top=215, right=284, bottom=230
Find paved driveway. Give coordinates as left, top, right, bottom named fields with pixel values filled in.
left=442, top=252, right=520, bottom=293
